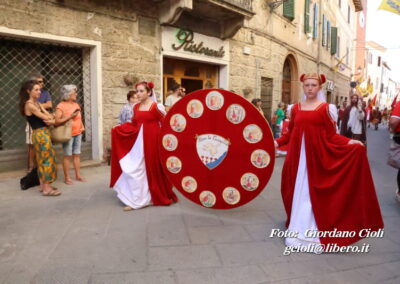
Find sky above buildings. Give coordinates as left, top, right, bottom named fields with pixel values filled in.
left=367, top=0, right=400, bottom=81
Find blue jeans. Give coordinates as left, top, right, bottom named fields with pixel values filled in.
left=62, top=134, right=82, bottom=156
left=273, top=124, right=281, bottom=139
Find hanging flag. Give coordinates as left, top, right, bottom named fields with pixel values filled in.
left=378, top=0, right=400, bottom=16
left=356, top=77, right=374, bottom=97
left=332, top=53, right=348, bottom=73
left=371, top=94, right=377, bottom=107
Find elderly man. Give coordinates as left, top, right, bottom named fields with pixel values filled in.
left=340, top=94, right=366, bottom=144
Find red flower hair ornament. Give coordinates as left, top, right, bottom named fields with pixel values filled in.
left=135, top=81, right=155, bottom=89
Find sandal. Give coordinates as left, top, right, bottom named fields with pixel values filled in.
left=42, top=189, right=62, bottom=197
left=64, top=179, right=73, bottom=185
left=123, top=206, right=134, bottom=211
left=76, top=177, right=86, bottom=182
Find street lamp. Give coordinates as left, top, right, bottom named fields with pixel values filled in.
left=268, top=0, right=289, bottom=10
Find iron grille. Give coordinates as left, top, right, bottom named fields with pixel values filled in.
left=0, top=37, right=92, bottom=151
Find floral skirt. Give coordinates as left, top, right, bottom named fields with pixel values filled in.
left=32, top=127, right=57, bottom=184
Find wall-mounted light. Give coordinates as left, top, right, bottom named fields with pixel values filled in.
left=268, top=0, right=289, bottom=10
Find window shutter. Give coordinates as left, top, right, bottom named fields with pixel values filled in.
left=304, top=0, right=311, bottom=33
left=327, top=21, right=331, bottom=49
left=331, top=27, right=338, bottom=55
left=313, top=4, right=318, bottom=39
left=322, top=15, right=326, bottom=46
left=283, top=0, right=295, bottom=21
left=348, top=5, right=351, bottom=23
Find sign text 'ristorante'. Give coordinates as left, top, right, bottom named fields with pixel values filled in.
left=172, top=29, right=225, bottom=58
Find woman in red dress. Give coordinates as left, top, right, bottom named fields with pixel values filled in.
left=110, top=82, right=177, bottom=211
left=275, top=73, right=383, bottom=248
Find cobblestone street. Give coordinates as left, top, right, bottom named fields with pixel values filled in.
left=0, top=127, right=399, bottom=284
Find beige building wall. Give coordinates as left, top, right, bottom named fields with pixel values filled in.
left=0, top=0, right=363, bottom=169
left=230, top=0, right=360, bottom=112
left=0, top=0, right=161, bottom=159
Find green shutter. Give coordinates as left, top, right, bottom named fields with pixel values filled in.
left=327, top=21, right=331, bottom=49
left=283, top=0, right=295, bottom=21
left=304, top=0, right=310, bottom=33
left=331, top=27, right=338, bottom=55
left=313, top=4, right=318, bottom=39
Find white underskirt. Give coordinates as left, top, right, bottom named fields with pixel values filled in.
left=113, top=126, right=152, bottom=209
left=285, top=135, right=321, bottom=246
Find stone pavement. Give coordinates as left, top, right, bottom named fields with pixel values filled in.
left=0, top=127, right=399, bottom=284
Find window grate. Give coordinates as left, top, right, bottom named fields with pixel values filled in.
left=0, top=37, right=92, bottom=151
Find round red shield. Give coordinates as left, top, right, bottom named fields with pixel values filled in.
left=159, top=89, right=275, bottom=209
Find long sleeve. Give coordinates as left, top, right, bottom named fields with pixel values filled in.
left=276, top=105, right=297, bottom=147
left=326, top=104, right=350, bottom=145
left=119, top=104, right=134, bottom=124
left=328, top=104, right=339, bottom=133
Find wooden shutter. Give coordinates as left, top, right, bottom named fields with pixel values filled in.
left=331, top=27, right=338, bottom=55
left=283, top=0, right=295, bottom=21
left=322, top=15, right=326, bottom=46
left=327, top=20, right=331, bottom=49
left=313, top=3, right=318, bottom=39
left=304, top=0, right=311, bottom=33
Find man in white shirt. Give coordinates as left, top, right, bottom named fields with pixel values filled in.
left=165, top=84, right=183, bottom=112
left=340, top=94, right=366, bottom=144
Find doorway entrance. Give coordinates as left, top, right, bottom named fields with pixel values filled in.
left=282, top=59, right=291, bottom=105
left=163, top=57, right=219, bottom=100
left=261, top=77, right=273, bottom=122
left=281, top=55, right=299, bottom=104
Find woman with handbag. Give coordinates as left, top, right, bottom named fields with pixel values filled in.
left=389, top=101, right=400, bottom=202
left=19, top=80, right=60, bottom=196
left=55, top=85, right=85, bottom=185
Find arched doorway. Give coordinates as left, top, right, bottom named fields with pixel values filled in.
left=281, top=55, right=298, bottom=105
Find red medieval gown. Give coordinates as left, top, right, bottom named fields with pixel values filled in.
left=276, top=102, right=383, bottom=247
left=110, top=102, right=177, bottom=208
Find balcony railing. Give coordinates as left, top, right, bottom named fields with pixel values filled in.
left=218, top=0, right=253, bottom=12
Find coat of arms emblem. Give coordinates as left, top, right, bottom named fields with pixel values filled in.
left=196, top=134, right=229, bottom=170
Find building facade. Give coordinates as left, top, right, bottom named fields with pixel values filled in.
left=365, top=41, right=387, bottom=108
left=0, top=0, right=363, bottom=171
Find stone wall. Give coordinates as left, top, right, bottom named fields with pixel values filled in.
left=0, top=0, right=161, bottom=152
left=0, top=0, right=355, bottom=168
